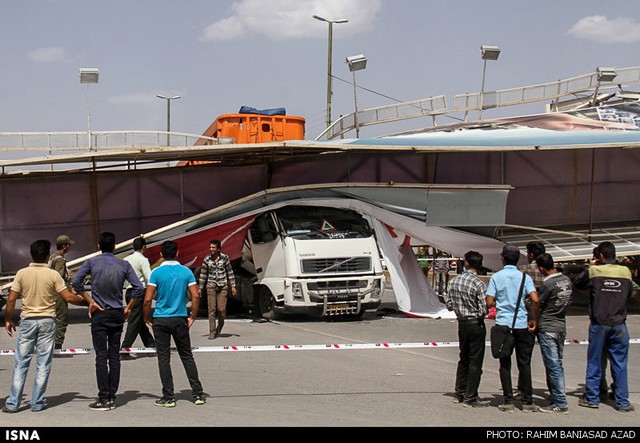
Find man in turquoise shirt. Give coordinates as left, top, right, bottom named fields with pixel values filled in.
left=486, top=245, right=539, bottom=412
left=143, top=240, right=205, bottom=408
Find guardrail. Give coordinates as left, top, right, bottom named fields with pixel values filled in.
left=0, top=130, right=214, bottom=153
left=0, top=130, right=217, bottom=173
left=316, top=66, right=640, bottom=140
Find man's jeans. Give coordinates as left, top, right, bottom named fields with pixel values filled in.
left=585, top=322, right=630, bottom=409
left=537, top=331, right=568, bottom=408
left=152, top=317, right=204, bottom=400
left=5, top=317, right=56, bottom=412
left=91, top=310, right=125, bottom=402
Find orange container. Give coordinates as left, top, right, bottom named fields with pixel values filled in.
left=178, top=113, right=306, bottom=166
left=210, top=113, right=305, bottom=144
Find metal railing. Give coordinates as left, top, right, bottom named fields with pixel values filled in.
left=316, top=66, right=640, bottom=140
left=315, top=96, right=448, bottom=140
left=0, top=130, right=214, bottom=153
left=0, top=130, right=217, bottom=173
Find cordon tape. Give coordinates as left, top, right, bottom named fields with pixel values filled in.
left=1, top=338, right=639, bottom=356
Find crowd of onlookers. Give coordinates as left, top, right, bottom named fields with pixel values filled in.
left=442, top=240, right=639, bottom=413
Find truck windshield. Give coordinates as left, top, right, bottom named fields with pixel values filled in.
left=277, top=206, right=372, bottom=239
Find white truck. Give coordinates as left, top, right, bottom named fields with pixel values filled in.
left=230, top=205, right=385, bottom=320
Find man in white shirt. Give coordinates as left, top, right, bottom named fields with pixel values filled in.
left=121, top=237, right=155, bottom=349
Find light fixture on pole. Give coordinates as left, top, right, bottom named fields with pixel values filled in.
left=592, top=67, right=617, bottom=106
left=313, top=14, right=348, bottom=129
left=156, top=94, right=181, bottom=146
left=479, top=45, right=500, bottom=120
left=79, top=68, right=99, bottom=150
left=346, top=54, right=367, bottom=138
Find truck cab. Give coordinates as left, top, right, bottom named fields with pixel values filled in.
left=235, top=205, right=385, bottom=320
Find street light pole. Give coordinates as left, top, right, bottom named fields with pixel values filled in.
left=156, top=94, right=181, bottom=146
left=346, top=54, right=367, bottom=138
left=79, top=68, right=99, bottom=150
left=313, top=15, right=348, bottom=129
left=479, top=45, right=500, bottom=121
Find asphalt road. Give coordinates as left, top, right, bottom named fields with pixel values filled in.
left=0, top=289, right=638, bottom=433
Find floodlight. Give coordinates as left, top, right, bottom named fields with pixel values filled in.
left=346, top=54, right=368, bottom=72
left=79, top=68, right=99, bottom=84
left=597, top=67, right=617, bottom=82
left=480, top=45, right=501, bottom=61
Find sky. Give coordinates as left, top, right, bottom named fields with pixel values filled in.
left=2, top=0, right=640, bottom=141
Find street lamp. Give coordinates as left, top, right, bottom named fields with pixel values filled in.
left=79, top=68, right=99, bottom=150
left=313, top=14, right=348, bottom=128
left=156, top=94, right=181, bottom=146
left=592, top=67, right=617, bottom=106
left=346, top=54, right=367, bottom=138
left=479, top=45, right=500, bottom=120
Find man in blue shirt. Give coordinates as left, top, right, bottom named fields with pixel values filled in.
left=486, top=245, right=539, bottom=412
left=143, top=240, right=205, bottom=407
left=72, top=232, right=144, bottom=411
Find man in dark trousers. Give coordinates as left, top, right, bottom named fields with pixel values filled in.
left=72, top=232, right=144, bottom=411
left=144, top=240, right=206, bottom=407
left=121, top=237, right=155, bottom=350
left=486, top=245, right=539, bottom=412
left=446, top=250, right=488, bottom=407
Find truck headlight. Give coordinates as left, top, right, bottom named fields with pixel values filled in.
left=371, top=279, right=382, bottom=298
left=292, top=282, right=304, bottom=301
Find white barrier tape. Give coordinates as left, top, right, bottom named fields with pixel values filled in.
left=1, top=338, right=639, bottom=356
left=0, top=348, right=92, bottom=356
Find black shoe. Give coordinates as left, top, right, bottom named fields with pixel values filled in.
left=54, top=344, right=62, bottom=350
left=107, top=399, right=116, bottom=410
left=88, top=400, right=112, bottom=411
left=154, top=398, right=176, bottom=408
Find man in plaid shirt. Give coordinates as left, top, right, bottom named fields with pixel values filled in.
left=446, top=250, right=489, bottom=408
left=198, top=239, right=237, bottom=339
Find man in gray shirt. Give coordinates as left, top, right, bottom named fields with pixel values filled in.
left=535, top=253, right=572, bottom=414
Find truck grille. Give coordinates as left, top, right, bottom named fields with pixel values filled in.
left=307, top=280, right=362, bottom=302
left=301, top=257, right=371, bottom=274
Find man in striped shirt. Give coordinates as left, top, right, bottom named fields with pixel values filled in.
left=198, top=239, right=237, bottom=339
left=446, top=250, right=489, bottom=408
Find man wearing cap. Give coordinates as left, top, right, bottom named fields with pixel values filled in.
left=49, top=235, right=76, bottom=350
left=486, top=245, right=540, bottom=412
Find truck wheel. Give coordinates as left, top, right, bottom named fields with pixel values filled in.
left=257, top=288, right=278, bottom=320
